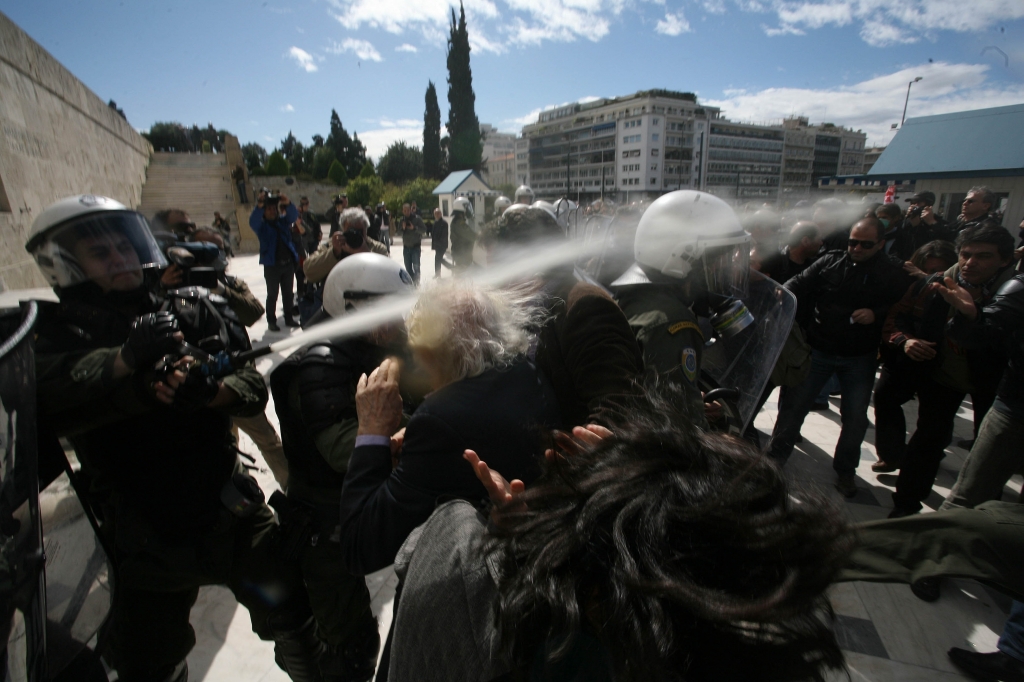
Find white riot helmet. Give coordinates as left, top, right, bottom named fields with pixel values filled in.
left=26, top=194, right=168, bottom=289
left=453, top=196, right=475, bottom=220
left=619, top=190, right=750, bottom=300
left=493, top=196, right=512, bottom=215
left=531, top=200, right=556, bottom=214
left=514, top=185, right=534, bottom=205
left=322, top=252, right=415, bottom=317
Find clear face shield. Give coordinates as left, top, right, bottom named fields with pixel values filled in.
left=695, top=238, right=754, bottom=339
left=32, top=212, right=167, bottom=291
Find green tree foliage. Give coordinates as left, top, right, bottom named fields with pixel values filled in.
left=145, top=122, right=227, bottom=153
left=347, top=175, right=384, bottom=208
left=380, top=177, right=437, bottom=220
left=326, top=110, right=369, bottom=181
left=313, top=147, right=337, bottom=180
left=242, top=143, right=268, bottom=174
left=265, top=151, right=290, bottom=176
left=359, top=160, right=376, bottom=179
left=201, top=140, right=212, bottom=154
left=378, top=141, right=424, bottom=185
left=279, top=131, right=306, bottom=175
left=327, top=159, right=348, bottom=186
left=445, top=3, right=482, bottom=172
left=423, top=81, right=442, bottom=179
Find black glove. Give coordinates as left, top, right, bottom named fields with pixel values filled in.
left=121, top=312, right=181, bottom=370
left=172, top=369, right=220, bottom=412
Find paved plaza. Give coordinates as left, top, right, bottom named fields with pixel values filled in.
left=11, top=242, right=1022, bottom=681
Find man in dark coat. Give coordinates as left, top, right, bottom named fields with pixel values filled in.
left=338, top=284, right=561, bottom=576
left=767, top=218, right=913, bottom=496
left=430, top=207, right=449, bottom=278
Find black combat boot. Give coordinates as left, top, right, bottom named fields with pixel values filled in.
left=320, top=617, right=381, bottom=682
left=272, top=615, right=326, bottom=682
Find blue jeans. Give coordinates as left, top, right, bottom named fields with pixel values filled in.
left=403, top=246, right=421, bottom=284
left=768, top=349, right=878, bottom=473
left=999, top=601, right=1024, bottom=663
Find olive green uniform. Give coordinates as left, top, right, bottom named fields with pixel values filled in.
left=35, top=288, right=313, bottom=681
left=270, top=338, right=388, bottom=681
left=613, top=284, right=707, bottom=420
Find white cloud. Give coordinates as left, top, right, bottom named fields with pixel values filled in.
left=701, top=0, right=728, bottom=13
left=759, top=0, right=1024, bottom=44
left=327, top=38, right=383, bottom=61
left=326, top=0, right=645, bottom=50
left=656, top=11, right=691, bottom=35
left=357, top=120, right=451, bottom=162
left=703, top=61, right=1024, bottom=146
left=286, top=46, right=318, bottom=72
left=396, top=43, right=418, bottom=52
left=281, top=104, right=295, bottom=112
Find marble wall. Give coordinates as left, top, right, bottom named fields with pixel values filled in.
left=0, top=11, right=152, bottom=291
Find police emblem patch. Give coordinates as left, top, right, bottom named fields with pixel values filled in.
left=682, top=347, right=697, bottom=382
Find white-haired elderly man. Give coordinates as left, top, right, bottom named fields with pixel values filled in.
left=338, top=280, right=561, bottom=576
left=303, top=206, right=388, bottom=285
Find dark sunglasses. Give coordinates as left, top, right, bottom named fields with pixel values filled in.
left=848, top=239, right=878, bottom=249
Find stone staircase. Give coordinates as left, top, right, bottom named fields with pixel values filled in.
left=138, top=152, right=239, bottom=246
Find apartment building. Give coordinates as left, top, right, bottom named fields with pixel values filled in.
left=519, top=90, right=721, bottom=201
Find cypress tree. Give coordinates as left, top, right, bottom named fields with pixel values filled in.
left=445, top=2, right=482, bottom=171
left=423, top=81, right=442, bottom=179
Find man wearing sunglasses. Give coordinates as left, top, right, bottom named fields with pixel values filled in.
left=767, top=218, right=912, bottom=497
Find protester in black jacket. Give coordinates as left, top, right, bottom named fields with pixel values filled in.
left=767, top=218, right=912, bottom=497
left=891, top=191, right=952, bottom=260
left=338, top=283, right=560, bottom=576
left=874, top=225, right=1015, bottom=517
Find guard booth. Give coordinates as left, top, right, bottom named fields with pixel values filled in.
left=432, top=170, right=500, bottom=219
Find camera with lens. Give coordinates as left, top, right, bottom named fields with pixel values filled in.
left=164, top=241, right=223, bottom=289
left=342, top=227, right=364, bottom=249
left=907, top=205, right=923, bottom=219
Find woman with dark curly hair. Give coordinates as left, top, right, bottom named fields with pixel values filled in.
left=387, top=385, right=856, bottom=682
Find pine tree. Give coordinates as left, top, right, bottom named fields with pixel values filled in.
left=326, top=110, right=353, bottom=172
left=445, top=2, right=482, bottom=172
left=423, top=81, right=442, bottom=179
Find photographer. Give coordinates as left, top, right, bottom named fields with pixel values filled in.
left=893, top=191, right=952, bottom=260
left=303, top=207, right=387, bottom=285
left=400, top=202, right=424, bottom=284
left=250, top=189, right=300, bottom=332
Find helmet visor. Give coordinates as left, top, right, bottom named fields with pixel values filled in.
left=34, top=211, right=167, bottom=290
left=702, top=242, right=750, bottom=299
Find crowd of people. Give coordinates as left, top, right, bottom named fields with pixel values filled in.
left=17, top=182, right=1024, bottom=682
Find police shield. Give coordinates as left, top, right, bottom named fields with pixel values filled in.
left=698, top=272, right=797, bottom=433
left=0, top=302, right=46, bottom=681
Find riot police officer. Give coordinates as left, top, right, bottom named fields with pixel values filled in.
left=609, top=190, right=755, bottom=421
left=26, top=195, right=320, bottom=682
left=513, top=184, right=535, bottom=206
left=449, top=196, right=477, bottom=273
left=269, top=253, right=415, bottom=682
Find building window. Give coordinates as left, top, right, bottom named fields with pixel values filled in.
left=650, top=163, right=658, bottom=171
left=652, top=117, right=660, bottom=125
left=651, top=149, right=659, bottom=157
left=651, top=133, right=660, bottom=142
left=650, top=178, right=657, bottom=184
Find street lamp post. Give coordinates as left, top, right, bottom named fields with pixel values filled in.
left=901, top=77, right=923, bottom=127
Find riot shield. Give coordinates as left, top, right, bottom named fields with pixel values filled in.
left=0, top=302, right=46, bottom=681
left=698, top=271, right=796, bottom=433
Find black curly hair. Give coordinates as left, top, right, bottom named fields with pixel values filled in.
left=487, top=382, right=854, bottom=681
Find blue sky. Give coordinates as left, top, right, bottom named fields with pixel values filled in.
left=3, top=0, right=1023, bottom=161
